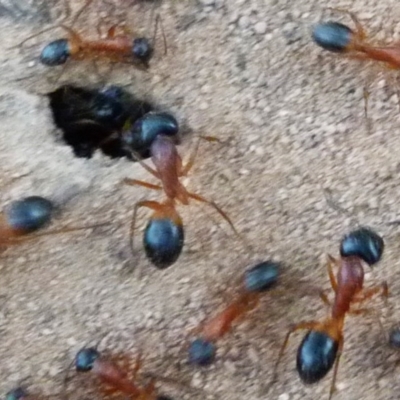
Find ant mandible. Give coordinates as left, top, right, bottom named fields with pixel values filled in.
left=271, top=227, right=388, bottom=400
left=312, top=9, right=400, bottom=69
left=188, top=261, right=279, bottom=365
left=123, top=134, right=239, bottom=269
left=72, top=346, right=173, bottom=400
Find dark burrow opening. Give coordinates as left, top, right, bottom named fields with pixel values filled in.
left=48, top=85, right=180, bottom=160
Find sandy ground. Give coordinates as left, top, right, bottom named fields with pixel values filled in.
left=2, top=0, right=400, bottom=399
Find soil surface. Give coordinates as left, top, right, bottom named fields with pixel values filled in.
left=1, top=1, right=400, bottom=399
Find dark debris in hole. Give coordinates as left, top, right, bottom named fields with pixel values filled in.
left=48, top=85, right=180, bottom=160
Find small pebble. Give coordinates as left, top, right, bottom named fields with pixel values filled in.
left=254, top=21, right=267, bottom=35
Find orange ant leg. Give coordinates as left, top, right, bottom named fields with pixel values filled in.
left=270, top=320, right=321, bottom=386
left=328, top=335, right=344, bottom=400
left=127, top=150, right=161, bottom=179
left=187, top=191, right=238, bottom=236
left=327, top=8, right=367, bottom=41
left=180, top=136, right=220, bottom=176
left=353, top=281, right=389, bottom=304
left=123, top=178, right=163, bottom=191
left=326, top=254, right=338, bottom=292
left=319, top=290, right=332, bottom=307
left=7, top=222, right=108, bottom=243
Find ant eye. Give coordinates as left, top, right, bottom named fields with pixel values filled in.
left=340, top=227, right=384, bottom=266
left=132, top=37, right=153, bottom=62
left=312, top=22, right=353, bottom=53
left=75, top=347, right=100, bottom=372
left=40, top=39, right=71, bottom=66
left=188, top=338, right=216, bottom=366
left=6, top=196, right=53, bottom=233
left=6, top=388, right=27, bottom=400
left=244, top=261, right=279, bottom=292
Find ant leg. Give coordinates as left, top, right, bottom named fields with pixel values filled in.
left=123, top=178, right=162, bottom=191
left=326, top=254, right=338, bottom=292
left=328, top=335, right=344, bottom=400
left=269, top=321, right=321, bottom=389
left=187, top=191, right=238, bottom=236
left=319, top=289, right=331, bottom=307
left=10, top=221, right=109, bottom=243
left=180, top=136, right=221, bottom=176
left=127, top=150, right=161, bottom=179
left=152, top=14, right=168, bottom=56
left=327, top=8, right=367, bottom=40
left=353, top=281, right=389, bottom=304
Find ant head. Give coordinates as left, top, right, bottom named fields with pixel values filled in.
left=188, top=338, right=216, bottom=366
left=156, top=396, right=174, bottom=400
left=132, top=37, right=153, bottom=63
left=74, top=347, right=100, bottom=372
left=6, top=196, right=54, bottom=233
left=40, top=39, right=71, bottom=66
left=6, top=387, right=28, bottom=400
left=340, top=227, right=384, bottom=266
left=244, top=260, right=279, bottom=292
left=312, top=21, right=353, bottom=53
left=122, top=112, right=179, bottom=154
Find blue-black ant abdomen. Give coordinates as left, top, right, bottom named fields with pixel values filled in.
left=296, top=330, right=338, bottom=384
left=188, top=338, right=216, bottom=366
left=312, top=22, right=353, bottom=53
left=5, top=387, right=28, bottom=400
left=389, top=327, right=400, bottom=349
left=6, top=196, right=53, bottom=233
left=244, top=260, right=279, bottom=292
left=122, top=112, right=179, bottom=155
left=143, top=217, right=184, bottom=269
left=132, top=37, right=153, bottom=63
left=340, top=227, right=384, bottom=266
left=75, top=347, right=101, bottom=372
left=40, top=39, right=71, bottom=66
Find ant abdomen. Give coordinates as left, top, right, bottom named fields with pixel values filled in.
left=6, top=196, right=53, bottom=234
left=74, top=347, right=101, bottom=372
left=296, top=330, right=338, bottom=384
left=244, top=260, right=279, bottom=292
left=5, top=387, right=28, bottom=400
left=144, top=216, right=184, bottom=269
left=312, top=22, right=353, bottom=53
left=340, top=227, right=384, bottom=266
left=188, top=338, right=216, bottom=366
left=132, top=37, right=153, bottom=63
left=40, top=39, right=71, bottom=66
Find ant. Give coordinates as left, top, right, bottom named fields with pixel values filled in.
left=312, top=10, right=400, bottom=69
left=16, top=0, right=165, bottom=71
left=71, top=346, right=173, bottom=400
left=188, top=261, right=279, bottom=365
left=123, top=134, right=238, bottom=269
left=0, top=196, right=106, bottom=250
left=271, top=227, right=388, bottom=400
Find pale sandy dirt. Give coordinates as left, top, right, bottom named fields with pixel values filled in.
left=1, top=0, right=400, bottom=399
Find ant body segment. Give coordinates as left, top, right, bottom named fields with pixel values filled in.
left=0, top=196, right=107, bottom=250
left=272, top=228, right=388, bottom=400
left=40, top=26, right=153, bottom=68
left=5, top=387, right=29, bottom=400
left=312, top=10, right=400, bottom=69
left=73, top=347, right=171, bottom=400
left=123, top=134, right=237, bottom=269
left=188, top=261, right=279, bottom=365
